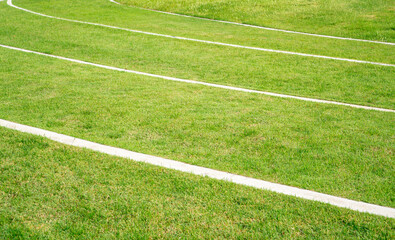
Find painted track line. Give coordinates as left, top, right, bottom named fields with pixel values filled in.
left=1, top=43, right=394, bottom=113
left=108, top=0, right=395, bottom=46
left=7, top=0, right=395, bottom=67
left=0, top=118, right=394, bottom=218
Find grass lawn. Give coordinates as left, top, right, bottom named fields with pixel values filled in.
left=1, top=47, right=393, bottom=208
left=12, top=0, right=395, bottom=63
left=120, top=0, right=395, bottom=42
left=0, top=0, right=394, bottom=237
left=1, top=128, right=394, bottom=239
left=1, top=0, right=394, bottom=109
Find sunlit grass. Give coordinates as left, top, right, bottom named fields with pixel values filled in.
left=1, top=128, right=394, bottom=239
left=1, top=1, right=394, bottom=109
left=0, top=0, right=394, bottom=237
left=121, top=0, right=395, bottom=42
left=0, top=48, right=393, bottom=208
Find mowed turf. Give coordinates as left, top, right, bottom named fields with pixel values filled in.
left=0, top=48, right=394, bottom=208
left=120, top=0, right=395, bottom=42
left=1, top=0, right=395, bottom=109
left=13, top=0, right=395, bottom=64
left=0, top=128, right=394, bottom=239
left=0, top=0, right=394, bottom=237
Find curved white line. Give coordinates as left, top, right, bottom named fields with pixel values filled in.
left=108, top=0, right=395, bottom=46
left=1, top=119, right=394, bottom=218
left=7, top=0, right=395, bottom=67
left=1, top=43, right=394, bottom=113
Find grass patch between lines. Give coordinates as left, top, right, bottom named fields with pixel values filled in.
left=0, top=48, right=393, bottom=207
left=0, top=128, right=394, bottom=239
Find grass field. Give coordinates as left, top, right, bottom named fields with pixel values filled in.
left=120, top=0, right=395, bottom=42
left=2, top=0, right=395, bottom=108
left=0, top=0, right=394, bottom=238
left=1, top=128, right=394, bottom=239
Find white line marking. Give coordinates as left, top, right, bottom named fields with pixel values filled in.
left=0, top=118, right=394, bottom=218
left=108, top=0, right=395, bottom=46
left=7, top=0, right=395, bottom=67
left=1, top=43, right=394, bottom=113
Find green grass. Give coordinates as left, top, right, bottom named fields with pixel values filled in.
left=14, top=0, right=395, bottom=63
left=1, top=0, right=394, bottom=109
left=0, top=48, right=393, bottom=208
left=120, top=0, right=395, bottom=42
left=1, top=128, right=394, bottom=239
left=0, top=0, right=394, bottom=237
